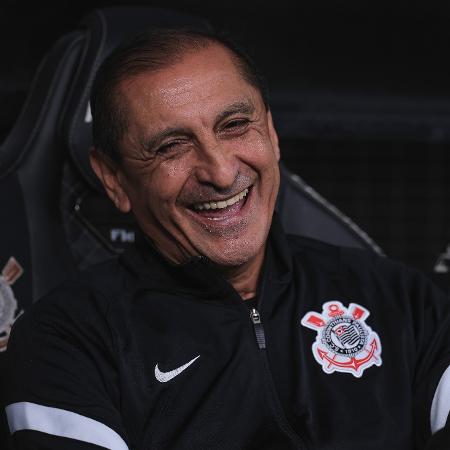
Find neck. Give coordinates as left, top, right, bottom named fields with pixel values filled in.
left=219, top=245, right=266, bottom=300
left=144, top=233, right=266, bottom=300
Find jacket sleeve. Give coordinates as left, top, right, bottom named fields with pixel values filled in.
left=2, top=283, right=129, bottom=450
left=408, top=270, right=450, bottom=450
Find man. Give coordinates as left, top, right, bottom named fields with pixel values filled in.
left=3, top=29, right=450, bottom=449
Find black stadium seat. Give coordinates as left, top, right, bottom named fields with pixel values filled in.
left=0, top=6, right=382, bottom=445
left=0, top=6, right=209, bottom=320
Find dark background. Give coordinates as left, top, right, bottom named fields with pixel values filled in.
left=1, top=0, right=450, bottom=273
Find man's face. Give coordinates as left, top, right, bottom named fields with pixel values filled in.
left=93, top=44, right=280, bottom=268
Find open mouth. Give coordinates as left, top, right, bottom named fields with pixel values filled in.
left=188, top=186, right=252, bottom=222
left=192, top=187, right=249, bottom=211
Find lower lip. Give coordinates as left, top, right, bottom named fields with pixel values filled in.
left=187, top=187, right=253, bottom=230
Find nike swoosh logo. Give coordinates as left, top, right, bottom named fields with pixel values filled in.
left=155, top=355, right=201, bottom=383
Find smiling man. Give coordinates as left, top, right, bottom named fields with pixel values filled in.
left=90, top=38, right=280, bottom=300
left=4, top=29, right=450, bottom=450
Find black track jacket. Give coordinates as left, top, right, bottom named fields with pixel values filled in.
left=4, top=217, right=450, bottom=449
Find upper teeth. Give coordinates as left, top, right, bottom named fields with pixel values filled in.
left=194, top=188, right=249, bottom=211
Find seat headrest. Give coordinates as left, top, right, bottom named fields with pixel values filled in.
left=63, top=7, right=209, bottom=191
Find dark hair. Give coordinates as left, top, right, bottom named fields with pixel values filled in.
left=91, top=28, right=268, bottom=162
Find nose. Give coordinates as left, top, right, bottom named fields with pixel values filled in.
left=194, top=138, right=239, bottom=190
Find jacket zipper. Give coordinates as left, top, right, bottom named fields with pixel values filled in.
left=249, top=307, right=308, bottom=449
left=250, top=308, right=266, bottom=349
left=191, top=257, right=307, bottom=448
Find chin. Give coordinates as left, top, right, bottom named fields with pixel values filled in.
left=203, top=236, right=266, bottom=268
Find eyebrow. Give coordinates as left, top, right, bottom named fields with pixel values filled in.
left=140, top=100, right=256, bottom=152
left=214, top=101, right=256, bottom=124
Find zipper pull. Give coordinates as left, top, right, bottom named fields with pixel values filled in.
left=250, top=308, right=261, bottom=324
left=250, top=308, right=266, bottom=349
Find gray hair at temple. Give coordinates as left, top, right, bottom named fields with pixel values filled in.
left=90, top=28, right=269, bottom=162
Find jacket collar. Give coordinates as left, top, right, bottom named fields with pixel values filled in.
left=120, top=213, right=293, bottom=298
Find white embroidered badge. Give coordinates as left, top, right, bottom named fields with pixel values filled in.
left=301, top=301, right=382, bottom=377
left=0, top=257, right=24, bottom=352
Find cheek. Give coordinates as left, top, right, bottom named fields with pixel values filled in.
left=234, top=131, right=279, bottom=171
left=140, top=161, right=191, bottom=209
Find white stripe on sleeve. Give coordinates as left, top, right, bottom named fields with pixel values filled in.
left=5, top=402, right=129, bottom=450
left=431, top=366, right=450, bottom=434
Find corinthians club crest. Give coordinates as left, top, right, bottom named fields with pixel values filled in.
left=301, top=301, right=382, bottom=377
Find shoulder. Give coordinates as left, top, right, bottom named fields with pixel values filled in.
left=286, top=233, right=444, bottom=294
left=4, top=261, right=129, bottom=439
left=9, top=256, right=133, bottom=347
left=285, top=233, right=377, bottom=273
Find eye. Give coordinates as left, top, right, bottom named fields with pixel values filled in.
left=156, top=140, right=184, bottom=155
left=223, top=119, right=250, bottom=131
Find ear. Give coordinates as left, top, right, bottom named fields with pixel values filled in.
left=267, top=110, right=280, bottom=161
left=89, top=148, right=132, bottom=213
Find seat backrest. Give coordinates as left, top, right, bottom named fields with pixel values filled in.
left=277, top=164, right=383, bottom=254
left=0, top=7, right=209, bottom=310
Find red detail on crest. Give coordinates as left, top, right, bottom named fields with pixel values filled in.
left=316, top=338, right=378, bottom=372
left=2, top=257, right=24, bottom=286
left=351, top=306, right=365, bottom=320
left=327, top=304, right=344, bottom=317
left=306, top=314, right=325, bottom=328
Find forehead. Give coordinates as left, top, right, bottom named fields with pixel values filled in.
left=118, top=44, right=261, bottom=126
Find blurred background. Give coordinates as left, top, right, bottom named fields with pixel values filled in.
left=1, top=0, right=450, bottom=275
